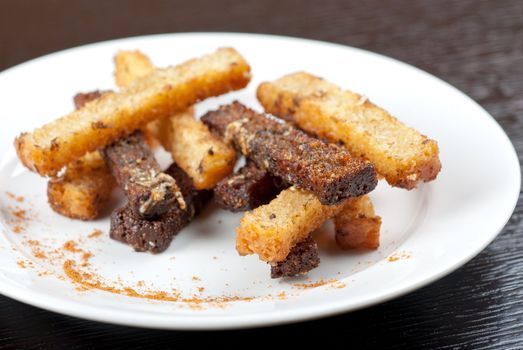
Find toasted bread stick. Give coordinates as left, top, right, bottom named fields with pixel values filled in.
left=110, top=163, right=211, bottom=253
left=47, top=91, right=115, bottom=220
left=201, top=102, right=377, bottom=205
left=236, top=187, right=348, bottom=262
left=113, top=50, right=162, bottom=147
left=154, top=111, right=238, bottom=189
left=270, top=235, right=320, bottom=278
left=334, top=195, right=381, bottom=250
left=47, top=151, right=115, bottom=220
left=15, top=48, right=251, bottom=176
left=102, top=131, right=183, bottom=219
left=257, top=72, right=441, bottom=189
left=218, top=160, right=380, bottom=251
left=114, top=50, right=155, bottom=88
left=237, top=187, right=382, bottom=262
left=114, top=50, right=238, bottom=189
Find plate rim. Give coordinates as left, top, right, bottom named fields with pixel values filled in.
left=0, top=31, right=520, bottom=330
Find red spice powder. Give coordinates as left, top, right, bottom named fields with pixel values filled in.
left=7, top=204, right=31, bottom=234
left=293, top=279, right=338, bottom=289
left=5, top=192, right=24, bottom=203
left=387, top=251, right=412, bottom=262
left=33, top=249, right=47, bottom=259
left=62, top=260, right=254, bottom=305
left=88, top=229, right=103, bottom=238
left=11, top=208, right=27, bottom=220
left=15, top=236, right=346, bottom=308
left=63, top=240, right=82, bottom=253
left=81, top=252, right=92, bottom=267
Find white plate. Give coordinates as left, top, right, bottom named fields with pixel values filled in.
left=0, top=33, right=519, bottom=330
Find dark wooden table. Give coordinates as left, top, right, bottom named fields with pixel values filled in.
left=1, top=0, right=522, bottom=348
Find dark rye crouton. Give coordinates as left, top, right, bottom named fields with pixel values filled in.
left=201, top=102, right=377, bottom=205
left=110, top=163, right=211, bottom=253
left=270, top=235, right=320, bottom=278
left=214, top=160, right=287, bottom=211
left=102, top=131, right=183, bottom=219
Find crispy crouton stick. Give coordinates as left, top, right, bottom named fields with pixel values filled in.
left=214, top=160, right=287, bottom=212
left=47, top=151, right=115, bottom=220
left=114, top=50, right=155, bottom=88
left=15, top=47, right=251, bottom=176
left=114, top=50, right=238, bottom=189
left=110, top=163, right=211, bottom=253
left=334, top=195, right=382, bottom=250
left=47, top=91, right=116, bottom=220
left=154, top=111, right=238, bottom=189
left=257, top=72, right=441, bottom=189
left=113, top=50, right=162, bottom=147
left=236, top=187, right=348, bottom=262
left=270, top=235, right=320, bottom=278
left=102, top=131, right=183, bottom=219
left=201, top=102, right=377, bottom=205
left=237, top=188, right=382, bottom=262
left=218, top=160, right=381, bottom=252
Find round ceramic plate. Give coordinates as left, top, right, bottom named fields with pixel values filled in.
left=0, top=33, right=519, bottom=330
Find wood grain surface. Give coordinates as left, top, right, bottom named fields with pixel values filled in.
left=1, top=0, right=522, bottom=348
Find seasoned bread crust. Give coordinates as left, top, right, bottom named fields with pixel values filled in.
left=154, top=110, right=237, bottom=190
left=237, top=189, right=382, bottom=261
left=15, top=48, right=251, bottom=176
left=110, top=163, right=211, bottom=253
left=47, top=151, right=115, bottom=220
left=113, top=50, right=162, bottom=147
left=257, top=72, right=441, bottom=189
left=270, top=235, right=320, bottom=278
left=73, top=90, right=110, bottom=109
left=102, top=131, right=181, bottom=219
left=47, top=91, right=115, bottom=220
left=214, top=160, right=286, bottom=212
left=236, top=187, right=348, bottom=262
left=114, top=50, right=237, bottom=189
left=202, top=102, right=377, bottom=205
left=114, top=50, right=155, bottom=88
left=334, top=195, right=382, bottom=250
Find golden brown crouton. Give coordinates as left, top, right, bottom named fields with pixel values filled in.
left=334, top=195, right=382, bottom=250
left=47, top=151, right=115, bottom=220
left=47, top=91, right=116, bottom=220
left=114, top=50, right=237, bottom=189
left=236, top=187, right=347, bottom=262
left=15, top=48, right=251, bottom=176
left=113, top=50, right=161, bottom=147
left=114, top=49, right=155, bottom=88
left=154, top=111, right=237, bottom=189
left=257, top=72, right=441, bottom=189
